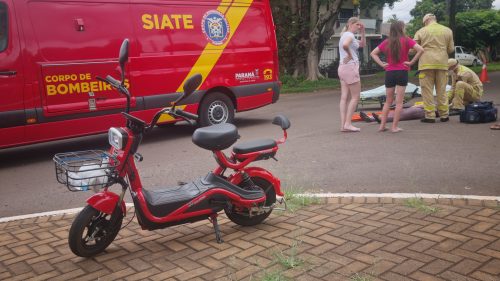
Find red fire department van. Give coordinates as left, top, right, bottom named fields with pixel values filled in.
left=0, top=0, right=280, bottom=149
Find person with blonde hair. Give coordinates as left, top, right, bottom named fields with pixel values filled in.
left=338, top=17, right=365, bottom=132
left=370, top=20, right=424, bottom=132
left=414, top=13, right=454, bottom=123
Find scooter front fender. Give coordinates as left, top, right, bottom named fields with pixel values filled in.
left=231, top=167, right=283, bottom=196
left=87, top=191, right=126, bottom=215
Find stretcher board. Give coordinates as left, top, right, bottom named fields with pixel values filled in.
left=359, top=83, right=452, bottom=108
left=360, top=83, right=420, bottom=100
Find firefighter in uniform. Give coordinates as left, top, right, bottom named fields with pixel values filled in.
left=414, top=14, right=454, bottom=122
left=447, top=58, right=483, bottom=114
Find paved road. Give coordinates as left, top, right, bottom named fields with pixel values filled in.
left=1, top=72, right=499, bottom=217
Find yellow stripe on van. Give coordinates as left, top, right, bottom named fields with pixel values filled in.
left=176, top=0, right=253, bottom=92
left=158, top=105, right=187, bottom=123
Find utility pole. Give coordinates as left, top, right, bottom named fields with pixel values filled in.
left=447, top=0, right=457, bottom=41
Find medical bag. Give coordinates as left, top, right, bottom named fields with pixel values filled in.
left=459, top=101, right=498, bottom=123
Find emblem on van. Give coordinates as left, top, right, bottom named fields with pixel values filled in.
left=202, top=10, right=230, bottom=46
left=235, top=69, right=260, bottom=83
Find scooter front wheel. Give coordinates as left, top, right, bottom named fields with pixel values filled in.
left=225, top=177, right=276, bottom=226
left=68, top=205, right=123, bottom=257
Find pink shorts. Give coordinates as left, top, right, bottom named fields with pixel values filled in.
left=338, top=63, right=360, bottom=84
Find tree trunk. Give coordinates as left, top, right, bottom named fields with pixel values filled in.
left=305, top=0, right=319, bottom=80
left=305, top=0, right=343, bottom=81
left=318, top=17, right=337, bottom=64
left=306, top=30, right=324, bottom=80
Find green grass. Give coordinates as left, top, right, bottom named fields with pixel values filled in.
left=273, top=240, right=304, bottom=269
left=280, top=61, right=500, bottom=94
left=350, top=273, right=374, bottom=281
left=470, top=61, right=500, bottom=73
left=282, top=187, right=322, bottom=213
left=280, top=74, right=340, bottom=93
left=404, top=197, right=439, bottom=214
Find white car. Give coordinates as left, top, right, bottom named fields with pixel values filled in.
left=455, top=46, right=482, bottom=66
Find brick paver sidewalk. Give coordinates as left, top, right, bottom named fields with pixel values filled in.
left=1, top=199, right=499, bottom=281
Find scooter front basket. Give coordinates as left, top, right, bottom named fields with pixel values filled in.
left=53, top=150, right=119, bottom=192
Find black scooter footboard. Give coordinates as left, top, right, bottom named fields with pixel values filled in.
left=141, top=173, right=264, bottom=219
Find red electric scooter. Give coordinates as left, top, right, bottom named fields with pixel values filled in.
left=53, top=39, right=290, bottom=257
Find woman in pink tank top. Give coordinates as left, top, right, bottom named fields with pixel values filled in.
left=370, top=21, right=424, bottom=133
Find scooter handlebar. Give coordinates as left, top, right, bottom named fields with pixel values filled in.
left=174, top=108, right=199, bottom=121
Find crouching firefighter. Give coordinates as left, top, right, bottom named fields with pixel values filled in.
left=447, top=58, right=483, bottom=115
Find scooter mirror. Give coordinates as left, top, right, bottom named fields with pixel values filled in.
left=118, top=39, right=129, bottom=84
left=272, top=114, right=291, bottom=130
left=183, top=74, right=202, bottom=97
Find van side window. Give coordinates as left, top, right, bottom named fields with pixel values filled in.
left=0, top=3, right=7, bottom=52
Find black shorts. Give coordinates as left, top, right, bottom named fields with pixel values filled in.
left=385, top=70, right=408, bottom=88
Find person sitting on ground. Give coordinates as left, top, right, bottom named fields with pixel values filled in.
left=447, top=58, right=483, bottom=115
left=360, top=105, right=425, bottom=123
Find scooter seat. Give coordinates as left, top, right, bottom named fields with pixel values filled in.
left=233, top=139, right=276, bottom=154
left=192, top=123, right=239, bottom=151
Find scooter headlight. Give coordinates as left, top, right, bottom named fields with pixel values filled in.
left=108, top=127, right=127, bottom=150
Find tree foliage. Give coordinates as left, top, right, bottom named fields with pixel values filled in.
left=406, top=0, right=493, bottom=37
left=271, top=0, right=397, bottom=80
left=455, top=10, right=500, bottom=55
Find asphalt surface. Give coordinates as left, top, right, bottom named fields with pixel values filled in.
left=1, top=72, right=499, bottom=217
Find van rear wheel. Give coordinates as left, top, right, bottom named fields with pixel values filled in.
left=199, top=93, right=234, bottom=127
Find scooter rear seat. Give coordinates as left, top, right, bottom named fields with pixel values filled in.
left=192, top=123, right=239, bottom=151
left=233, top=139, right=276, bottom=154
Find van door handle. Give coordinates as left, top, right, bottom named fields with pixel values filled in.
left=0, top=71, right=17, bottom=76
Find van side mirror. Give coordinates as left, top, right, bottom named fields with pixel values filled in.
left=272, top=114, right=290, bottom=130
left=118, top=39, right=129, bottom=84
left=183, top=74, right=202, bottom=97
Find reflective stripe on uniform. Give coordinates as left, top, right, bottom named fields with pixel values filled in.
left=437, top=104, right=448, bottom=111
left=424, top=105, right=436, bottom=111
left=420, top=63, right=448, bottom=70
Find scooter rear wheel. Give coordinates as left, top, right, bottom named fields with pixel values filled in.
left=68, top=205, right=123, bottom=257
left=225, top=177, right=276, bottom=226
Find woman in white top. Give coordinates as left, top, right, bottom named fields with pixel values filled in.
left=338, top=17, right=365, bottom=132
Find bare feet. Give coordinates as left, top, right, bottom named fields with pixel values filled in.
left=378, top=126, right=388, bottom=132
left=342, top=125, right=360, bottom=132
left=391, top=127, right=403, bottom=133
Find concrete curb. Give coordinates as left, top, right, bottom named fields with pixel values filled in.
left=1, top=193, right=498, bottom=223
left=299, top=192, right=500, bottom=208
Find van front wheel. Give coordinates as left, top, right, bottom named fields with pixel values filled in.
left=199, top=93, right=234, bottom=127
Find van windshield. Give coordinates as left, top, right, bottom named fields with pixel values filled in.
left=0, top=3, right=7, bottom=52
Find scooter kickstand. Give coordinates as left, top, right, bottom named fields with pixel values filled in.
left=208, top=214, right=223, bottom=244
